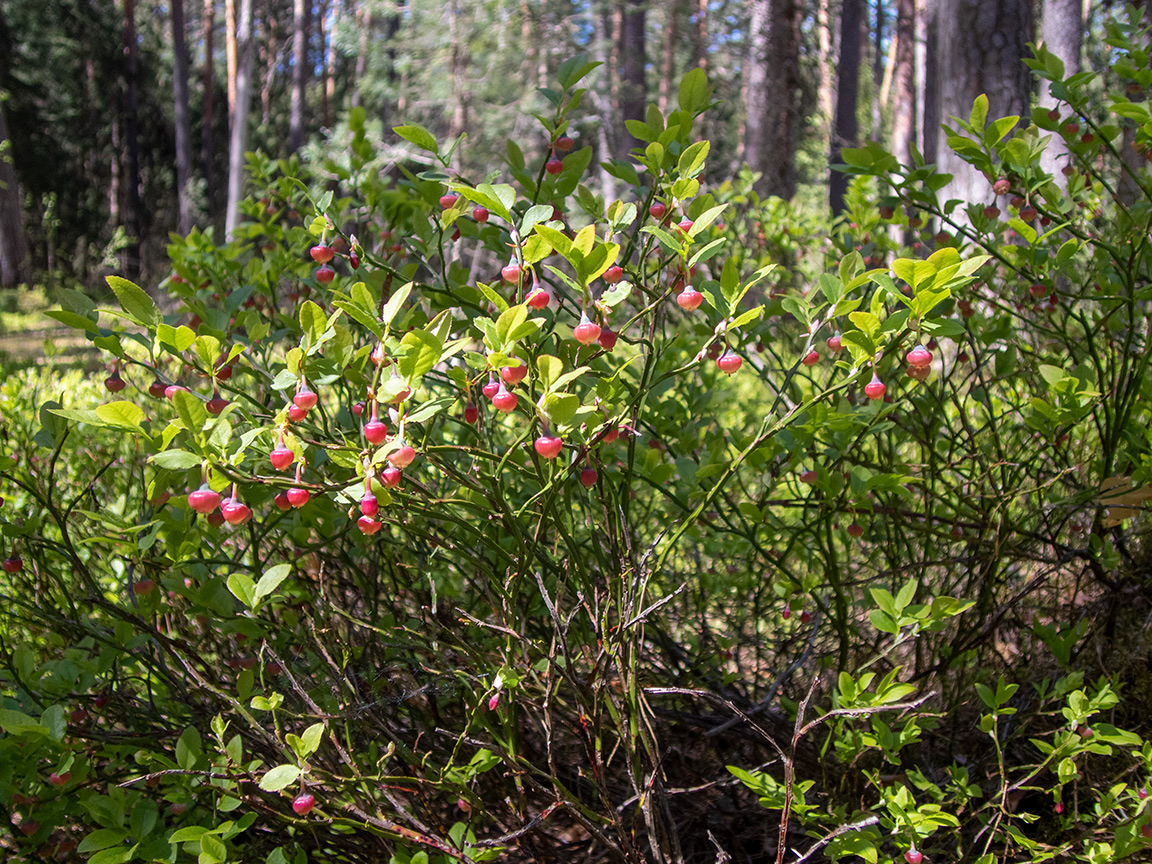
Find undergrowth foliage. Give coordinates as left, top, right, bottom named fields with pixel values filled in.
left=4, top=20, right=1152, bottom=864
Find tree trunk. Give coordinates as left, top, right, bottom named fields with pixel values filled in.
left=591, top=0, right=618, bottom=200
left=891, top=0, right=916, bottom=166
left=1038, top=0, right=1083, bottom=186
left=351, top=0, right=370, bottom=109
left=225, top=0, right=255, bottom=239
left=319, top=0, right=330, bottom=126
left=619, top=0, right=646, bottom=154
left=260, top=0, right=277, bottom=126
left=816, top=0, right=835, bottom=138
left=325, top=0, right=340, bottom=122
left=226, top=0, right=238, bottom=125
left=831, top=0, right=866, bottom=215
left=694, top=0, right=707, bottom=71
left=745, top=0, right=801, bottom=199
left=871, top=0, right=885, bottom=134
left=448, top=0, right=468, bottom=150
left=936, top=0, right=1034, bottom=208
left=921, top=0, right=940, bottom=169
left=657, top=0, right=679, bottom=113
left=172, top=0, right=194, bottom=233
left=0, top=102, right=30, bottom=287
left=201, top=0, right=215, bottom=199
left=289, top=0, right=309, bottom=151
left=122, top=0, right=141, bottom=278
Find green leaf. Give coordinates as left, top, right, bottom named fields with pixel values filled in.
left=151, top=449, right=203, bottom=470
left=393, top=124, right=438, bottom=153
left=258, top=764, right=301, bottom=792
left=79, top=829, right=129, bottom=853
left=107, top=275, right=161, bottom=327
left=95, top=401, right=146, bottom=430
left=381, top=282, right=412, bottom=328
left=520, top=204, right=555, bottom=235
left=678, top=67, right=710, bottom=113
left=536, top=355, right=563, bottom=389
left=542, top=392, right=579, bottom=427
left=299, top=300, right=326, bottom=346
left=253, top=564, right=291, bottom=606
left=398, top=329, right=444, bottom=380
left=0, top=708, right=47, bottom=735
left=729, top=306, right=764, bottom=330
left=172, top=390, right=208, bottom=436
left=227, top=574, right=256, bottom=609
left=170, top=826, right=209, bottom=844
left=199, top=833, right=227, bottom=864
left=299, top=723, right=324, bottom=757
left=89, top=847, right=136, bottom=864
left=44, top=309, right=100, bottom=334
left=969, top=93, right=989, bottom=130
left=677, top=141, right=710, bottom=179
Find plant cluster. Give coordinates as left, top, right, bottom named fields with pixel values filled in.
left=3, top=25, right=1152, bottom=864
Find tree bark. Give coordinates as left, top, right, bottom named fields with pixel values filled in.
left=289, top=0, right=310, bottom=151
left=325, top=0, right=340, bottom=123
left=319, top=0, right=330, bottom=126
left=745, top=0, right=801, bottom=199
left=816, top=0, right=835, bottom=138
left=693, top=0, right=707, bottom=72
left=0, top=101, right=30, bottom=287
left=225, top=0, right=255, bottom=239
left=619, top=0, right=646, bottom=154
left=1038, top=0, right=1083, bottom=185
left=891, top=0, right=916, bottom=166
left=351, top=0, right=370, bottom=110
left=172, top=0, right=195, bottom=233
left=936, top=0, right=1034, bottom=207
left=871, top=0, right=885, bottom=134
left=657, top=0, right=679, bottom=113
left=922, top=0, right=940, bottom=170
left=122, top=0, right=142, bottom=278
left=201, top=0, right=215, bottom=199
left=260, top=0, right=277, bottom=126
left=831, top=0, right=866, bottom=214
left=226, top=0, right=238, bottom=125
left=448, top=0, right=468, bottom=150
left=591, top=0, right=618, bottom=200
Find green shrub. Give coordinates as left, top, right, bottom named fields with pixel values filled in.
left=3, top=30, right=1152, bottom=864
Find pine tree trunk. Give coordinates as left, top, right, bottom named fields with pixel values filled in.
left=319, top=0, right=330, bottom=126
left=0, top=102, right=30, bottom=287
left=351, top=0, right=370, bottom=109
left=591, top=0, right=617, bottom=200
left=745, top=0, right=801, bottom=199
left=657, top=0, right=679, bottom=113
left=172, top=0, right=194, bottom=233
left=921, top=0, right=940, bottom=169
left=1038, top=0, right=1083, bottom=186
left=936, top=0, right=1033, bottom=208
left=201, top=0, right=215, bottom=199
left=260, top=0, right=277, bottom=126
left=448, top=0, right=467, bottom=150
left=619, top=0, right=646, bottom=154
left=226, top=0, right=237, bottom=125
left=123, top=0, right=142, bottom=278
left=816, top=0, right=834, bottom=139
left=325, top=0, right=340, bottom=121
left=289, top=0, right=310, bottom=151
left=830, top=0, right=865, bottom=214
left=891, top=0, right=916, bottom=166
left=871, top=0, right=884, bottom=134
left=225, top=0, right=255, bottom=239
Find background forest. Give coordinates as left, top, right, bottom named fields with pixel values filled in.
left=0, top=0, right=1087, bottom=290
left=4, top=2, right=1152, bottom=864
